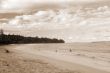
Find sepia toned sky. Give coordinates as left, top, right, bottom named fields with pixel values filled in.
left=0, top=0, right=110, bottom=42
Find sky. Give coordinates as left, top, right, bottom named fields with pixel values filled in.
left=0, top=0, right=110, bottom=42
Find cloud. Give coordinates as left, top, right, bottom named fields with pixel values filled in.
left=0, top=0, right=106, bottom=10
left=2, top=5, right=110, bottom=42
left=1, top=0, right=37, bottom=10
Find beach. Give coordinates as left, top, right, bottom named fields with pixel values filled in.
left=0, top=43, right=110, bottom=73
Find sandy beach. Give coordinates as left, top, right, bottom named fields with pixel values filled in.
left=0, top=43, right=110, bottom=73
left=1, top=0, right=110, bottom=73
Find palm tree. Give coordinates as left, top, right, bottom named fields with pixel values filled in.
left=0, top=29, right=4, bottom=35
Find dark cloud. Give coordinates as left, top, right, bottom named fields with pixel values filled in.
left=0, top=12, right=21, bottom=19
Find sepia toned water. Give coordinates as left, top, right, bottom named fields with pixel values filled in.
left=1, top=43, right=110, bottom=73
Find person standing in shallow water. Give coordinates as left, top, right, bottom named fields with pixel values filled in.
left=69, top=49, right=72, bottom=52
left=55, top=50, right=58, bottom=52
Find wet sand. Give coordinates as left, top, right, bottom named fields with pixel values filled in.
left=0, top=43, right=110, bottom=73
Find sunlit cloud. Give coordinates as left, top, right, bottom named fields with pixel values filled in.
left=0, top=0, right=105, bottom=10
left=1, top=0, right=110, bottom=42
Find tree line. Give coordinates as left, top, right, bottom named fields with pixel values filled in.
left=0, top=34, right=65, bottom=44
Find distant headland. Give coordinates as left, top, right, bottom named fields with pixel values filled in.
left=0, top=29, right=65, bottom=44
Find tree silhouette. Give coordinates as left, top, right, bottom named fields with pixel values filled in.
left=0, top=33, right=65, bottom=44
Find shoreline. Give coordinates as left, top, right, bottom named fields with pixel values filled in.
left=11, top=44, right=110, bottom=73
left=1, top=44, right=110, bottom=73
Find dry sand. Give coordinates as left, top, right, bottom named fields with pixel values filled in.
left=0, top=45, right=74, bottom=73
left=0, top=42, right=110, bottom=73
